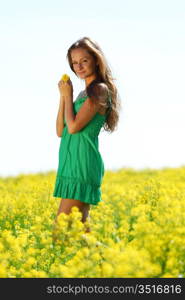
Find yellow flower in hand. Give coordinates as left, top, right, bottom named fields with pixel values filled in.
left=61, top=74, right=70, bottom=82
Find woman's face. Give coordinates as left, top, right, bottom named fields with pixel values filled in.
left=70, top=48, right=97, bottom=79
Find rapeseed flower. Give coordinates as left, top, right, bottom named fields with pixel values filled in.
left=0, top=167, right=185, bottom=277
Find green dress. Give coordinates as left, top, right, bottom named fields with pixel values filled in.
left=53, top=89, right=112, bottom=205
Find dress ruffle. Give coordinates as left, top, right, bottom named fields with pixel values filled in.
left=53, top=175, right=102, bottom=206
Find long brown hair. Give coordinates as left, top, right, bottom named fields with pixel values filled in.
left=66, top=36, right=122, bottom=133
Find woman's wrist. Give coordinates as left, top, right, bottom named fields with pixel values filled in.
left=60, top=94, right=64, bottom=101
left=61, top=94, right=73, bottom=102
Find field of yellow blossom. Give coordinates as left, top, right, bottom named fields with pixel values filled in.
left=0, top=166, right=185, bottom=278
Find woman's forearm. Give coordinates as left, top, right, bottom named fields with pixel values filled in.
left=56, top=96, right=65, bottom=137
left=63, top=95, right=75, bottom=134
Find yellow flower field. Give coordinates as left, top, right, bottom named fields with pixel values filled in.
left=0, top=166, right=185, bottom=278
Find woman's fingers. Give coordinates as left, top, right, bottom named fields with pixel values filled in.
left=58, top=80, right=70, bottom=85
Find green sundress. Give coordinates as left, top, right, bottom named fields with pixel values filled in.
left=53, top=89, right=112, bottom=205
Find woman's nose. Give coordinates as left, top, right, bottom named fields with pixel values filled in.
left=77, top=63, right=83, bottom=68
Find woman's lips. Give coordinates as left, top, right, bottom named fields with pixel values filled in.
left=78, top=71, right=85, bottom=74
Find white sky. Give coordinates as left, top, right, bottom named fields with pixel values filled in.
left=0, top=0, right=185, bottom=177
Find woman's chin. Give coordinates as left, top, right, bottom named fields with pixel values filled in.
left=78, top=74, right=86, bottom=79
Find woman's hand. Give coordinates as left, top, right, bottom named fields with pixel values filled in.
left=58, top=79, right=73, bottom=98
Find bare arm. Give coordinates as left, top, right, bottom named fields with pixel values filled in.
left=64, top=94, right=99, bottom=134
left=63, top=94, right=75, bottom=134
left=56, top=96, right=65, bottom=137
left=68, top=97, right=101, bottom=134
left=62, top=83, right=107, bottom=134
left=64, top=83, right=108, bottom=134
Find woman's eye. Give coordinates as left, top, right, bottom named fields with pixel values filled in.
left=72, top=60, right=87, bottom=65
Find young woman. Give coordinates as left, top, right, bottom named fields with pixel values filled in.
left=52, top=36, right=121, bottom=239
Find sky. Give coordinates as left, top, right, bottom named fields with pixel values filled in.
left=0, top=0, right=185, bottom=177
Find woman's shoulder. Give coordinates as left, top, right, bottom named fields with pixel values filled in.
left=94, top=82, right=108, bottom=91
left=91, top=82, right=109, bottom=100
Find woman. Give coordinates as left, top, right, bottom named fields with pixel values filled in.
left=52, top=36, right=121, bottom=239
